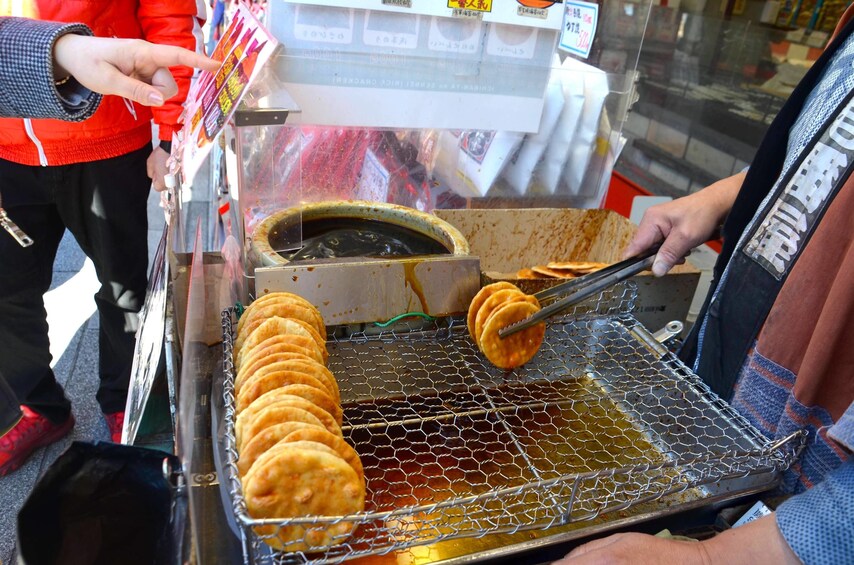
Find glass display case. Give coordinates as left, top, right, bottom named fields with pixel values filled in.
left=209, top=0, right=655, bottom=308
left=615, top=0, right=840, bottom=197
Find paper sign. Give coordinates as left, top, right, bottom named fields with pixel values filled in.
left=177, top=4, right=278, bottom=183
left=355, top=149, right=391, bottom=202
left=732, top=501, right=772, bottom=527
left=281, top=0, right=564, bottom=30
left=559, top=0, right=598, bottom=59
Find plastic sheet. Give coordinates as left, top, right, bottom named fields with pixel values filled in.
left=17, top=441, right=184, bottom=565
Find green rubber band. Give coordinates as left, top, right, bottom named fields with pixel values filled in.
left=235, top=302, right=245, bottom=318
left=374, top=312, right=436, bottom=327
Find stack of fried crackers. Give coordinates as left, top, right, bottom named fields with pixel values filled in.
left=467, top=282, right=546, bottom=370
left=232, top=292, right=365, bottom=552
left=517, top=261, right=609, bottom=280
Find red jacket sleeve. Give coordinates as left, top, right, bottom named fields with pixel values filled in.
left=138, top=0, right=206, bottom=140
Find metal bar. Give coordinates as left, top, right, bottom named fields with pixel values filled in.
left=499, top=256, right=655, bottom=338
left=533, top=247, right=659, bottom=301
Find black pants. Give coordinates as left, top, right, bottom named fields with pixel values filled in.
left=0, top=145, right=150, bottom=424
left=0, top=376, right=21, bottom=434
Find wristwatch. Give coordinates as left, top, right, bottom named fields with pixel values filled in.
left=159, top=140, right=172, bottom=154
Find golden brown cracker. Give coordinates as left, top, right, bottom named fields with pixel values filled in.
left=283, top=317, right=327, bottom=357
left=479, top=301, right=545, bottom=370
left=281, top=427, right=364, bottom=487
left=238, top=358, right=340, bottom=405
left=246, top=440, right=341, bottom=485
left=236, top=333, right=324, bottom=371
left=238, top=421, right=322, bottom=477
left=237, top=404, right=324, bottom=452
left=473, top=288, right=532, bottom=346
left=531, top=265, right=577, bottom=279
left=242, top=393, right=342, bottom=446
left=467, top=282, right=519, bottom=341
left=237, top=377, right=342, bottom=427
left=516, top=268, right=549, bottom=280
left=246, top=291, right=316, bottom=312
left=545, top=261, right=609, bottom=273
left=238, top=301, right=326, bottom=344
left=236, top=351, right=320, bottom=393
left=236, top=316, right=326, bottom=362
left=237, top=356, right=337, bottom=397
left=243, top=447, right=364, bottom=552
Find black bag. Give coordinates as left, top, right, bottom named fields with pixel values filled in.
left=17, top=441, right=186, bottom=565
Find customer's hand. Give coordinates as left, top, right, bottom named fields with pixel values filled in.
left=147, top=146, right=171, bottom=192
left=53, top=35, right=219, bottom=107
left=623, top=172, right=745, bottom=276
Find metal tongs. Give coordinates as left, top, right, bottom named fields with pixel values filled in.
left=498, top=246, right=660, bottom=339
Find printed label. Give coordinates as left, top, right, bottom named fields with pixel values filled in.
left=487, top=24, right=539, bottom=59
left=363, top=10, right=420, bottom=48
left=448, top=0, right=493, bottom=12
left=382, top=0, right=412, bottom=7
left=294, top=5, right=354, bottom=44
left=745, top=98, right=854, bottom=279
left=356, top=149, right=391, bottom=202
left=559, top=0, right=598, bottom=59
left=732, top=501, right=772, bottom=528
left=452, top=8, right=485, bottom=19
left=428, top=17, right=483, bottom=53
left=518, top=6, right=549, bottom=19
left=459, top=131, right=496, bottom=164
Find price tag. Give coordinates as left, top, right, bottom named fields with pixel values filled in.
left=732, top=501, right=772, bottom=527
left=356, top=149, right=391, bottom=202
left=559, top=0, right=598, bottom=59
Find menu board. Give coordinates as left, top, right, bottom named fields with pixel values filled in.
left=177, top=4, right=279, bottom=182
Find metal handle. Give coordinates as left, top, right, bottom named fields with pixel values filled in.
left=652, top=321, right=684, bottom=344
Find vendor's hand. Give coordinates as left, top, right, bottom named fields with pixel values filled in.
left=53, top=35, right=219, bottom=107
left=147, top=146, right=170, bottom=192
left=553, top=532, right=710, bottom=565
left=623, top=172, right=745, bottom=276
left=554, top=514, right=801, bottom=565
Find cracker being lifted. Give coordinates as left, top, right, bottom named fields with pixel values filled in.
left=474, top=289, right=538, bottom=346
left=480, top=301, right=545, bottom=370
left=466, top=281, right=517, bottom=341
left=467, top=282, right=545, bottom=370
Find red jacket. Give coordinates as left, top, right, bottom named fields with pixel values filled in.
left=0, top=0, right=204, bottom=166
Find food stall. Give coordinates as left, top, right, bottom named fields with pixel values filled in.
left=125, top=1, right=806, bottom=563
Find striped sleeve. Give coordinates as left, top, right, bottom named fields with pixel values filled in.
left=0, top=17, right=101, bottom=121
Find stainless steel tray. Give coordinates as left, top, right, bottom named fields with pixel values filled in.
left=221, top=285, right=803, bottom=564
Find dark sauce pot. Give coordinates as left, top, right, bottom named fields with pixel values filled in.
left=249, top=200, right=470, bottom=267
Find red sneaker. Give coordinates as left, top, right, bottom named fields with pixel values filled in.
left=104, top=411, right=125, bottom=444
left=0, top=406, right=74, bottom=477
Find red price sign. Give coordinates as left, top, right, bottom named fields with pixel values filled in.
left=559, top=0, right=598, bottom=59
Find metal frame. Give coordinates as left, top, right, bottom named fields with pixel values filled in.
left=219, top=284, right=804, bottom=564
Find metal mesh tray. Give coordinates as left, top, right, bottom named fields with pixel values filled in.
left=221, top=286, right=802, bottom=564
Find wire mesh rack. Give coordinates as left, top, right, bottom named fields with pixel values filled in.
left=221, top=283, right=804, bottom=564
